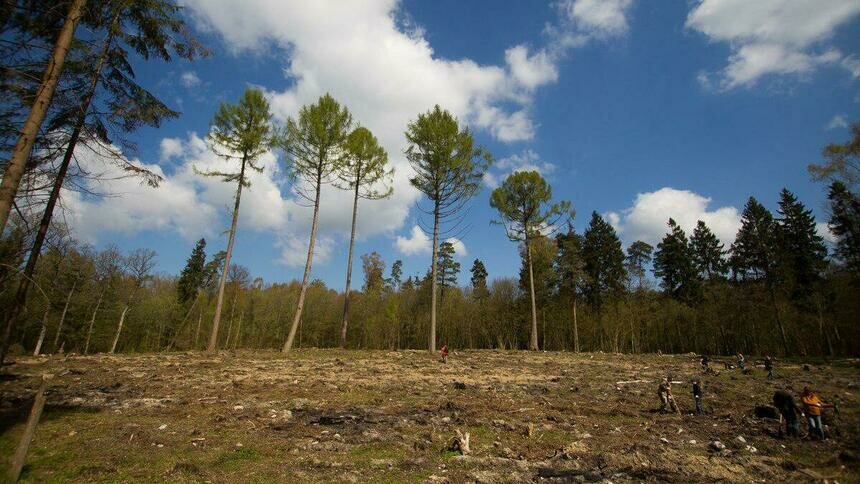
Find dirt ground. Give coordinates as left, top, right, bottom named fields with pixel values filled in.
left=0, top=350, right=858, bottom=483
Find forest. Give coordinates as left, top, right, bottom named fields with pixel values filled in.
left=1, top=0, right=859, bottom=364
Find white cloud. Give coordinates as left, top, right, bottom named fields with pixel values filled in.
left=159, top=137, right=184, bottom=160
left=562, top=0, right=634, bottom=37
left=843, top=55, right=860, bottom=78
left=827, top=114, right=849, bottom=130
left=445, top=237, right=467, bottom=257
left=483, top=149, right=556, bottom=188
left=606, top=187, right=741, bottom=246
left=180, top=71, right=201, bottom=88
left=816, top=221, right=837, bottom=244
left=686, top=0, right=860, bottom=89
left=505, top=45, right=558, bottom=90
left=395, top=225, right=431, bottom=255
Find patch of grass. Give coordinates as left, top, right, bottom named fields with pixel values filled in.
left=215, top=446, right=261, bottom=466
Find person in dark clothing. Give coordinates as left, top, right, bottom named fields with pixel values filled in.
left=700, top=355, right=710, bottom=372
left=773, top=390, right=800, bottom=437
left=737, top=353, right=746, bottom=370
left=692, top=380, right=704, bottom=415
left=764, top=356, right=774, bottom=379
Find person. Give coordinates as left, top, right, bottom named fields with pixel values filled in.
left=773, top=390, right=800, bottom=437
left=692, top=380, right=704, bottom=415
left=440, top=344, right=449, bottom=364
left=657, top=378, right=679, bottom=414
left=764, top=356, right=774, bottom=379
left=737, top=353, right=746, bottom=370
left=700, top=355, right=710, bottom=372
left=801, top=387, right=832, bottom=440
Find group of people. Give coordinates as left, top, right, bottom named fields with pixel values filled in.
left=661, top=353, right=835, bottom=440
left=773, top=387, right=835, bottom=440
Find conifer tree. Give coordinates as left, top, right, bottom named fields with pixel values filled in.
left=556, top=225, right=586, bottom=352
left=653, top=218, right=700, bottom=301
left=436, top=241, right=460, bottom=294
left=282, top=94, right=352, bottom=353
left=470, top=259, right=489, bottom=299
left=405, top=105, right=489, bottom=352
left=198, top=88, right=274, bottom=352
left=177, top=238, right=207, bottom=306
left=491, top=171, right=570, bottom=350
left=336, top=126, right=392, bottom=346
left=730, top=197, right=775, bottom=281
left=690, top=220, right=727, bottom=280
left=775, top=189, right=827, bottom=299
left=625, top=240, right=653, bottom=291
left=389, top=260, right=403, bottom=290
left=581, top=212, right=627, bottom=308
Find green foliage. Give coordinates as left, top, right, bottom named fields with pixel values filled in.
left=625, top=240, right=653, bottom=290
left=436, top=241, right=460, bottom=290
left=827, top=181, right=860, bottom=273
left=730, top=197, right=775, bottom=281
left=774, top=188, right=827, bottom=297
left=282, top=93, right=353, bottom=199
left=489, top=171, right=571, bottom=242
left=581, top=212, right=627, bottom=307
left=470, top=259, right=489, bottom=299
left=653, top=219, right=700, bottom=302
left=405, top=105, right=489, bottom=218
left=690, top=221, right=727, bottom=280
left=201, top=88, right=274, bottom=183
left=809, top=121, right=859, bottom=188
left=555, top=225, right=586, bottom=300
left=176, top=238, right=206, bottom=305
left=389, top=260, right=403, bottom=290
left=361, top=251, right=386, bottom=292
left=518, top=235, right=557, bottom=304
left=337, top=126, right=393, bottom=200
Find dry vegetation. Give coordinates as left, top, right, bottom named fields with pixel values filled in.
left=1, top=350, right=858, bottom=482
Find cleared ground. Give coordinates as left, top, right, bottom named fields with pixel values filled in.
left=0, top=350, right=858, bottom=482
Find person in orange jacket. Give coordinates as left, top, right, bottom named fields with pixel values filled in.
left=440, top=344, right=449, bottom=363
left=801, top=387, right=832, bottom=440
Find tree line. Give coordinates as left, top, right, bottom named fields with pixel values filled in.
left=1, top=1, right=858, bottom=361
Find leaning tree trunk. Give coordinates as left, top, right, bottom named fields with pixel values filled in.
left=283, top=170, right=323, bottom=353
left=429, top=200, right=440, bottom=353
left=526, top=238, right=539, bottom=351
left=110, top=304, right=130, bottom=354
left=52, top=281, right=76, bottom=352
left=83, top=290, right=103, bottom=354
left=0, top=13, right=117, bottom=365
left=33, top=307, right=50, bottom=356
left=0, top=0, right=86, bottom=233
left=208, top=158, right=247, bottom=352
left=339, top=179, right=361, bottom=347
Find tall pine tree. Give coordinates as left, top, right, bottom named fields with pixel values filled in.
left=827, top=181, right=860, bottom=273
left=775, top=189, right=827, bottom=300
left=177, top=238, right=207, bottom=306
left=690, top=220, right=727, bottom=280
left=653, top=218, right=700, bottom=302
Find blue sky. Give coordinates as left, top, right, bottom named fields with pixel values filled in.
left=65, top=0, right=860, bottom=288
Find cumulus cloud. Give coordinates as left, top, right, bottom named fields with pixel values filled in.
left=562, top=0, right=634, bottom=37
left=395, top=225, right=431, bottom=255
left=505, top=45, right=559, bottom=90
left=483, top=149, right=556, bottom=188
left=180, top=70, right=201, bottom=88
left=606, top=187, right=741, bottom=246
left=827, top=114, right=849, bottom=130
left=445, top=237, right=467, bottom=257
left=816, top=222, right=837, bottom=245
left=159, top=137, right=184, bottom=160
left=686, top=0, right=860, bottom=89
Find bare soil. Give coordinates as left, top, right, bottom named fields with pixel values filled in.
left=1, top=350, right=858, bottom=482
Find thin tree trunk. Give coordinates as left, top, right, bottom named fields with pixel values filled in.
left=767, top=284, right=790, bottom=355
left=572, top=298, right=579, bottom=353
left=7, top=375, right=51, bottom=483
left=284, top=171, right=323, bottom=353
left=340, top=180, right=361, bottom=347
left=194, top=312, right=202, bottom=349
left=52, top=280, right=76, bottom=352
left=0, top=12, right=116, bottom=365
left=166, top=292, right=199, bottom=351
left=209, top=158, right=247, bottom=352
left=0, top=0, right=86, bottom=233
left=226, top=292, right=236, bottom=348
left=33, top=307, right=49, bottom=356
left=83, top=290, right=103, bottom=354
left=429, top=200, right=440, bottom=353
left=233, top=312, right=243, bottom=350
left=526, top=239, right=539, bottom=351
left=110, top=305, right=130, bottom=354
